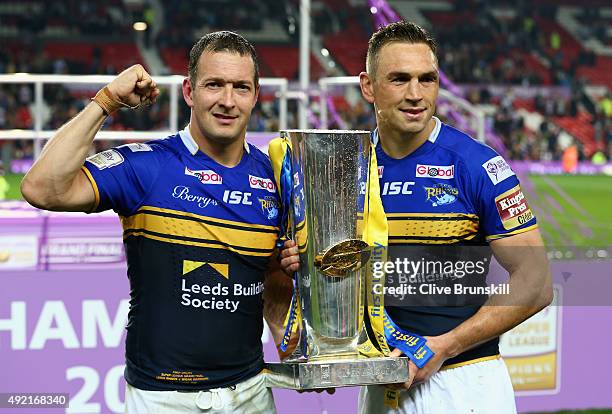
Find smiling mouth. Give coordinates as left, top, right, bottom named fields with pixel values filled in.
left=214, top=113, right=238, bottom=119
left=401, top=108, right=425, bottom=115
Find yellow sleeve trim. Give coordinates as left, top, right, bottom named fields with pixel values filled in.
left=441, top=354, right=500, bottom=371
left=486, top=223, right=538, bottom=241
left=81, top=166, right=100, bottom=213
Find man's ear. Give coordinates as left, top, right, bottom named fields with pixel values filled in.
left=182, top=77, right=194, bottom=107
left=253, top=84, right=260, bottom=105
left=359, top=71, right=375, bottom=104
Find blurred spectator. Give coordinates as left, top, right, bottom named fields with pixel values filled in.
left=600, top=92, right=612, bottom=118
left=0, top=0, right=610, bottom=165
left=0, top=165, right=9, bottom=200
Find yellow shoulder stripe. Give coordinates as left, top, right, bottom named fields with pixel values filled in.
left=486, top=224, right=538, bottom=241
left=81, top=166, right=100, bottom=213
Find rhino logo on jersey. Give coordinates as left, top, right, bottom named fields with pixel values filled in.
left=258, top=197, right=279, bottom=220
left=424, top=184, right=458, bottom=207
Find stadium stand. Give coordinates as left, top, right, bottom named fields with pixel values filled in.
left=0, top=0, right=610, bottom=164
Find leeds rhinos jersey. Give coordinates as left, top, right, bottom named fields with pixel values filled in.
left=376, top=117, right=537, bottom=367
left=82, top=127, right=281, bottom=391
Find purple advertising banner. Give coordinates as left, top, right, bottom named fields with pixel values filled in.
left=2, top=267, right=612, bottom=413
left=511, top=161, right=612, bottom=176
left=2, top=204, right=612, bottom=413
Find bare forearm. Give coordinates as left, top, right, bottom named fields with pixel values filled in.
left=263, top=269, right=294, bottom=345
left=22, top=102, right=106, bottom=207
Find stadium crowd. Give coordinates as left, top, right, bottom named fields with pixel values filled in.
left=0, top=0, right=610, bottom=165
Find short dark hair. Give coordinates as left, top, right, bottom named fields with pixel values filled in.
left=366, top=21, right=438, bottom=77
left=188, top=31, right=259, bottom=87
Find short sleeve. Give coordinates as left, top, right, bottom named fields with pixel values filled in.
left=469, top=152, right=538, bottom=241
left=82, top=142, right=167, bottom=216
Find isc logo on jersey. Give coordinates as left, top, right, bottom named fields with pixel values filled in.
left=249, top=175, right=276, bottom=193
left=223, top=190, right=252, bottom=205
left=361, top=180, right=414, bottom=196
left=381, top=181, right=415, bottom=196
left=416, top=164, right=454, bottom=179
left=185, top=167, right=222, bottom=184
left=495, top=185, right=534, bottom=230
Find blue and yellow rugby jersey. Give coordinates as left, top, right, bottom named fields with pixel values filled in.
left=376, top=117, right=537, bottom=367
left=81, top=126, right=281, bottom=391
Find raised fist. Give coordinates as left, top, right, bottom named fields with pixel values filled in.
left=94, top=64, right=160, bottom=114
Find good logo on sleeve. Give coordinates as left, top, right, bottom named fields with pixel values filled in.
left=495, top=185, right=534, bottom=230
left=483, top=156, right=515, bottom=185
left=121, top=143, right=152, bottom=152
left=87, top=150, right=124, bottom=170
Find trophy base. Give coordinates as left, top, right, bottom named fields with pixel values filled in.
left=264, top=357, right=409, bottom=390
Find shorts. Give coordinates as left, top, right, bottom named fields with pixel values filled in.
left=359, top=357, right=516, bottom=414
left=125, top=371, right=276, bottom=414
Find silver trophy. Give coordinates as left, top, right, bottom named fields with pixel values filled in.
left=265, top=130, right=409, bottom=390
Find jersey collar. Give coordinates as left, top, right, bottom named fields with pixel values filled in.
left=178, top=124, right=251, bottom=156
left=371, top=116, right=442, bottom=147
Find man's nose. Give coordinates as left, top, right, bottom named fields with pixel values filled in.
left=219, top=84, right=236, bottom=108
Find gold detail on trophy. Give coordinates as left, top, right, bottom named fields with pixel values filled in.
left=314, top=239, right=370, bottom=277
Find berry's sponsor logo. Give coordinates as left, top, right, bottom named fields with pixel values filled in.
left=249, top=174, right=276, bottom=193
left=416, top=164, right=454, bottom=179
left=87, top=150, right=124, bottom=170
left=378, top=166, right=384, bottom=178
left=172, top=186, right=218, bottom=208
left=185, top=167, right=222, bottom=184
left=482, top=156, right=515, bottom=185
left=495, top=185, right=534, bottom=230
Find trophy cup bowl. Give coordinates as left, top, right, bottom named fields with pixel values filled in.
left=265, top=130, right=409, bottom=390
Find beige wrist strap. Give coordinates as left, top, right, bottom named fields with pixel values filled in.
left=91, top=86, right=123, bottom=115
